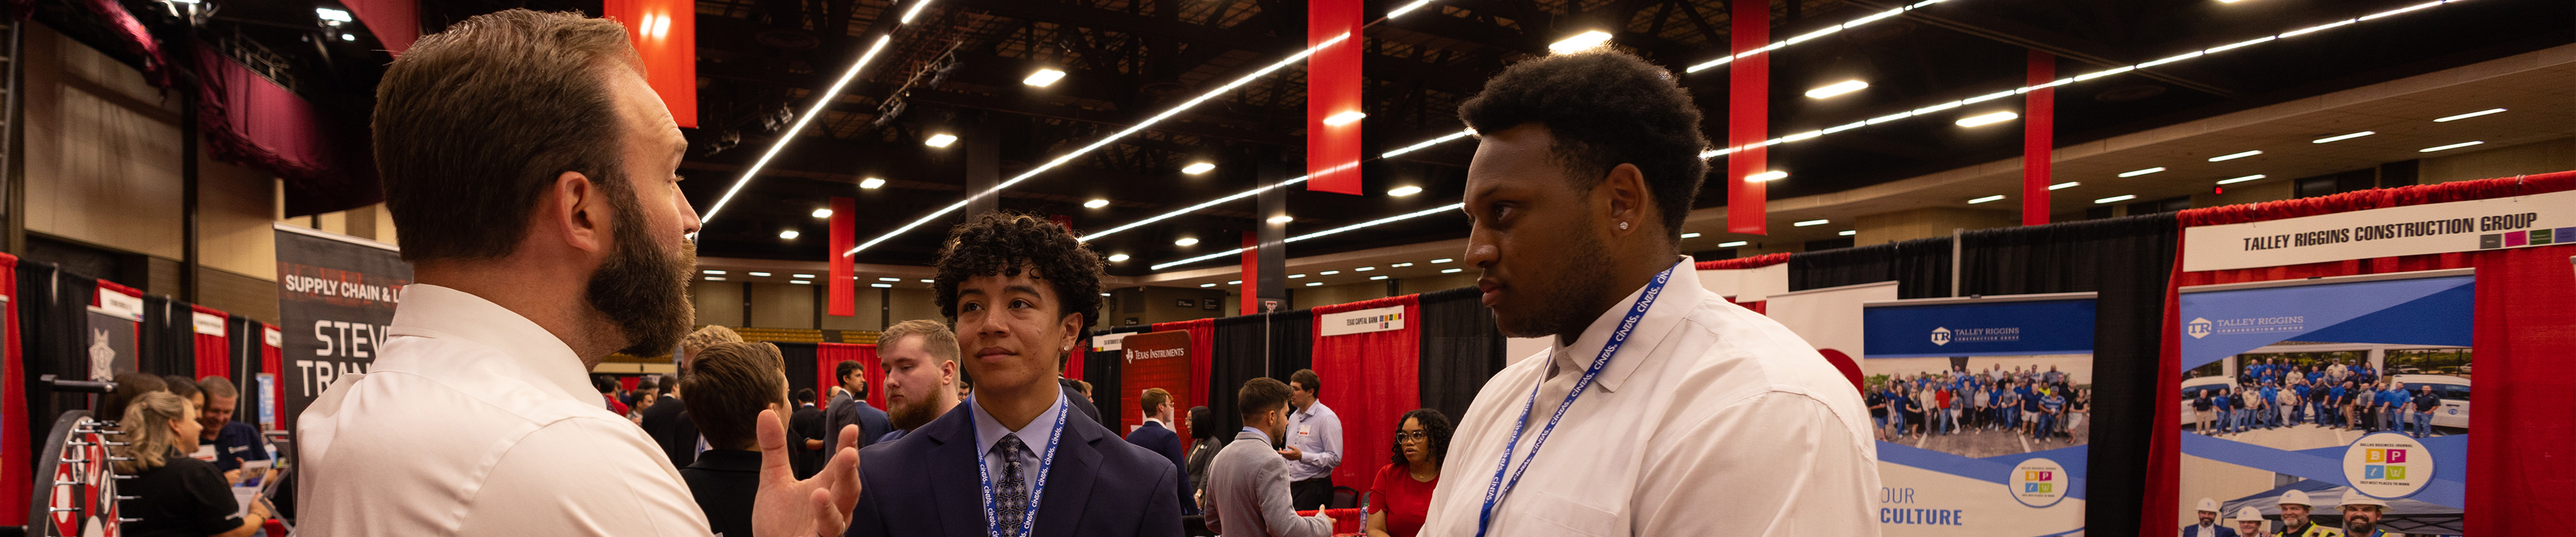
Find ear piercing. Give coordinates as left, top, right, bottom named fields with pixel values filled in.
left=1618, top=222, right=1630, bottom=230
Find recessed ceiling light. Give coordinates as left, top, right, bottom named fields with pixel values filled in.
left=1355, top=266, right=1375, bottom=271
left=749, top=272, right=772, bottom=277
left=792, top=274, right=816, bottom=279
left=1793, top=219, right=1829, bottom=227
left=1175, top=238, right=1199, bottom=246
left=1387, top=185, right=1423, bottom=197
left=1805, top=80, right=1869, bottom=99
left=340, top=34, right=356, bottom=42
left=1746, top=170, right=1788, bottom=183
left=1099, top=293, right=1111, bottom=297
left=1306, top=282, right=1324, bottom=287
left=924, top=134, right=958, bottom=147
left=2118, top=167, right=2167, bottom=177
left=2432, top=108, right=2504, bottom=122
left=2207, top=150, right=2263, bottom=162
left=1228, top=280, right=1242, bottom=285
left=811, top=208, right=834, bottom=218
left=1431, top=258, right=1454, bottom=263
left=1955, top=111, right=2019, bottom=127
left=1267, top=215, right=1295, bottom=224
left=1201, top=283, right=1216, bottom=287
left=2310, top=131, right=2374, bottom=144
left=1549, top=30, right=1613, bottom=53
left=1083, top=199, right=1110, bottom=209
left=1320, top=271, right=1340, bottom=275
left=1107, top=254, right=1130, bottom=262
left=2049, top=182, right=2080, bottom=191
left=1023, top=68, right=1066, bottom=87
left=859, top=177, right=887, bottom=189
left=2418, top=141, right=2483, bottom=152
left=1369, top=275, right=1387, bottom=281
left=1681, top=232, right=1702, bottom=238
left=871, top=283, right=893, bottom=288
left=1441, top=268, right=1464, bottom=274
left=705, top=277, right=727, bottom=281
left=779, top=230, right=800, bottom=240
left=792, top=280, right=812, bottom=285
left=1719, top=241, right=1749, bottom=248
left=1322, top=111, right=1368, bottom=127
left=315, top=7, right=352, bottom=22
left=2216, top=174, right=2267, bottom=185
left=919, top=279, right=934, bottom=283
left=1968, top=195, right=2006, bottom=204
left=1289, top=274, right=1306, bottom=279
left=703, top=270, right=727, bottom=275
left=2096, top=195, right=2138, bottom=203
left=1839, top=230, right=1857, bottom=236
left=877, top=277, right=900, bottom=282
left=1181, top=162, right=1216, bottom=175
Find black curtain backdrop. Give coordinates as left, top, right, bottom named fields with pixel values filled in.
left=774, top=342, right=820, bottom=399
left=225, top=316, right=262, bottom=393
left=1204, top=310, right=1311, bottom=436
left=141, top=295, right=192, bottom=378
left=19, top=262, right=97, bottom=451
left=1265, top=309, right=1313, bottom=382
left=1788, top=236, right=1953, bottom=299
left=1415, top=287, right=1505, bottom=422
left=1959, top=213, right=2178, bottom=536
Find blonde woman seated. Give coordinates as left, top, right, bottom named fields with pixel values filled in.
left=115, top=391, right=270, bottom=537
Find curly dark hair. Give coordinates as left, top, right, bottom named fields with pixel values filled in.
left=932, top=212, right=1106, bottom=331
left=1457, top=50, right=1708, bottom=241
left=1389, top=408, right=1455, bottom=467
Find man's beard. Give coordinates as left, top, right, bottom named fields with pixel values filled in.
left=587, top=179, right=697, bottom=356
left=888, top=389, right=944, bottom=431
left=1495, top=219, right=1614, bottom=340
left=2345, top=516, right=2377, bottom=534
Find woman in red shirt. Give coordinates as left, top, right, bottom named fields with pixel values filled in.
left=1366, top=408, right=1452, bottom=537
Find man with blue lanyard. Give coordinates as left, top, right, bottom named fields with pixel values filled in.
left=841, top=213, right=1183, bottom=537
left=1417, top=49, right=1879, bottom=536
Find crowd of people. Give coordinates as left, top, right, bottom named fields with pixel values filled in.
left=2187, top=489, right=2397, bottom=537
left=98, top=373, right=279, bottom=537
left=2190, top=357, right=2449, bottom=439
left=1866, top=364, right=2090, bottom=445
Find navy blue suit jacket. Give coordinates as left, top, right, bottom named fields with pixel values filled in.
left=845, top=399, right=1184, bottom=537
left=1122, top=422, right=1189, bottom=513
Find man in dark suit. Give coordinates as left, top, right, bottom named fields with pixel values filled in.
left=644, top=326, right=743, bottom=469
left=825, top=360, right=893, bottom=451
left=843, top=213, right=1182, bottom=537
left=1061, top=377, right=1104, bottom=425
left=1124, top=388, right=1189, bottom=512
left=789, top=388, right=828, bottom=479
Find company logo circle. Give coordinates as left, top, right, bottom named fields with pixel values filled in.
left=2341, top=433, right=2434, bottom=499
left=2006, top=457, right=2068, bottom=508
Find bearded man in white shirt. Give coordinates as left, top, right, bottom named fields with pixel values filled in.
left=297, top=9, right=861, bottom=536
left=1415, top=50, right=1880, bottom=536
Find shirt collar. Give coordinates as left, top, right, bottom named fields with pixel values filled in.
left=386, top=284, right=594, bottom=403
left=1239, top=426, right=1271, bottom=444
left=970, top=390, right=1070, bottom=454
left=1545, top=257, right=1702, bottom=393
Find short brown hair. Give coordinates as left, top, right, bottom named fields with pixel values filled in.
left=1238, top=377, right=1292, bottom=422
left=197, top=376, right=237, bottom=399
left=682, top=325, right=745, bottom=357
left=1289, top=369, right=1321, bottom=398
left=881, top=319, right=959, bottom=364
left=376, top=9, right=641, bottom=261
left=1140, top=388, right=1171, bottom=418
left=680, top=342, right=788, bottom=450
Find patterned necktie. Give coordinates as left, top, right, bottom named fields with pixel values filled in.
left=995, top=434, right=1030, bottom=536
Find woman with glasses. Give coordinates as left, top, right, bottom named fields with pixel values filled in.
left=1366, top=409, right=1452, bottom=537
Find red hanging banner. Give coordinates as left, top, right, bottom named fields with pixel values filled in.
left=602, top=0, right=696, bottom=128
left=1726, top=0, right=1770, bottom=235
left=1240, top=232, right=1260, bottom=315
left=828, top=197, right=857, bottom=316
left=1305, top=0, right=1363, bottom=195
left=2023, top=50, right=2055, bottom=226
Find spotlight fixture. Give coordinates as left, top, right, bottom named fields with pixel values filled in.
left=1107, top=254, right=1130, bottom=262
left=2432, top=108, right=2504, bottom=122
left=2207, top=150, right=2263, bottom=162
left=1023, top=68, right=1066, bottom=87
left=1549, top=31, right=1614, bottom=53
left=1181, top=162, right=1216, bottom=175
left=2419, top=141, right=2483, bottom=152
left=1968, top=195, right=2006, bottom=204
left=811, top=208, right=833, bottom=218
left=924, top=134, right=958, bottom=147
left=1175, top=238, right=1200, bottom=247
left=1719, top=241, right=1749, bottom=248
left=1955, top=111, right=2019, bottom=127
left=2049, top=182, right=2080, bottom=191
left=1084, top=199, right=1110, bottom=209
left=2216, top=175, right=2267, bottom=185
left=2310, top=131, right=2374, bottom=144
left=2096, top=195, right=2138, bottom=203
left=1793, top=219, right=1829, bottom=227
left=2118, top=167, right=2167, bottom=177
left=1387, top=185, right=1424, bottom=197
left=779, top=230, right=800, bottom=240
left=860, top=177, right=886, bottom=189
left=1322, top=111, right=1368, bottom=127
left=1805, top=80, right=1869, bottom=99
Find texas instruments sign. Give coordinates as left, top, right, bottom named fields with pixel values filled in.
left=272, top=224, right=411, bottom=431
left=1119, top=330, right=1195, bottom=440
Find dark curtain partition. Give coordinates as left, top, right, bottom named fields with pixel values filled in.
left=1415, top=287, right=1505, bottom=422
left=1959, top=213, right=2178, bottom=536
left=1266, top=309, right=1313, bottom=381
left=774, top=342, right=819, bottom=399
left=1788, top=236, right=1953, bottom=299
left=19, top=262, right=97, bottom=451
left=141, top=295, right=193, bottom=378
left=1204, top=310, right=1309, bottom=437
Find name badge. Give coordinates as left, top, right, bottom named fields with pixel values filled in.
left=1298, top=424, right=1311, bottom=436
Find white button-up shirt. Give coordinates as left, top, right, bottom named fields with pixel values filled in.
left=297, top=285, right=710, bottom=536
left=1418, top=259, right=1880, bottom=537
left=1283, top=400, right=1342, bottom=482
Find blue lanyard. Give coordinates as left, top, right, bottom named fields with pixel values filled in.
left=1473, top=265, right=1674, bottom=537
left=973, top=395, right=1069, bottom=537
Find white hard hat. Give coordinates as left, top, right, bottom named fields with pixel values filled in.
left=2341, top=495, right=2389, bottom=508
left=2278, top=489, right=2312, bottom=507
left=2236, top=507, right=2265, bottom=522
left=2198, top=497, right=2220, bottom=513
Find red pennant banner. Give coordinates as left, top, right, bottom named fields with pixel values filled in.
left=828, top=197, right=856, bottom=316
left=604, top=0, right=696, bottom=128
left=1726, top=0, right=1770, bottom=236
left=1306, top=0, right=1363, bottom=195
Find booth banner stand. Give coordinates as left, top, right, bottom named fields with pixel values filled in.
left=86, top=283, right=143, bottom=382
left=272, top=223, right=412, bottom=432
left=2174, top=269, right=2473, bottom=536
left=1861, top=293, right=2098, bottom=536
left=1766, top=281, right=1898, bottom=392
left=1118, top=330, right=1194, bottom=439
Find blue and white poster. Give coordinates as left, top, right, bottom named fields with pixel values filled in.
left=1862, top=293, right=2096, bottom=537
left=2176, top=269, right=2472, bottom=537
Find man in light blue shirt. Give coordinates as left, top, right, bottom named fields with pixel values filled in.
left=1281, top=369, right=1343, bottom=509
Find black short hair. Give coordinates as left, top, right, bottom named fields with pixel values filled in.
left=1185, top=405, right=1216, bottom=440
left=1458, top=50, right=1709, bottom=240
left=1289, top=369, right=1321, bottom=398
left=836, top=360, right=863, bottom=383
left=1389, top=408, right=1455, bottom=467
left=933, top=212, right=1105, bottom=331
left=591, top=375, right=616, bottom=393
left=793, top=388, right=815, bottom=404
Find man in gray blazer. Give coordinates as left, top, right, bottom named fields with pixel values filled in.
left=1205, top=377, right=1334, bottom=537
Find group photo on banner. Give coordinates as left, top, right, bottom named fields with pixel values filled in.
left=1864, top=293, right=2098, bottom=537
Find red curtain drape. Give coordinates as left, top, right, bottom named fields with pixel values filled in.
left=619, top=377, right=639, bottom=392
left=1309, top=295, right=1421, bottom=491
left=1149, top=318, right=1217, bottom=441
left=2145, top=170, right=2576, bottom=537
left=191, top=305, right=229, bottom=381
left=339, top=0, right=421, bottom=54
left=261, top=324, right=282, bottom=431
left=1694, top=252, right=1790, bottom=271
left=1065, top=340, right=1084, bottom=381
left=818, top=343, right=885, bottom=409
left=0, top=253, right=25, bottom=527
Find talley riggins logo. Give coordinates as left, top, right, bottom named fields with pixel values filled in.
left=2186, top=318, right=2213, bottom=339
left=2343, top=433, right=2433, bottom=499
left=1929, top=327, right=1952, bottom=346
left=2006, top=457, right=2068, bottom=508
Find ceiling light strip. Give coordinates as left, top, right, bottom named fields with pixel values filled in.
left=702, top=34, right=894, bottom=222
left=1152, top=203, right=1464, bottom=270
left=1686, top=0, right=1945, bottom=73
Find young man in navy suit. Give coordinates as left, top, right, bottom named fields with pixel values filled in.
left=1124, top=388, right=1190, bottom=514
left=841, top=212, right=1185, bottom=537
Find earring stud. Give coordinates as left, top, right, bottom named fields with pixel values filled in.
left=1618, top=222, right=1629, bottom=230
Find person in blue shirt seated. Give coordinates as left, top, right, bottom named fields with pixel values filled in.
left=193, top=377, right=272, bottom=484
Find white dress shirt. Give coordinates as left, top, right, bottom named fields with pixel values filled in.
left=297, top=285, right=709, bottom=536
left=1283, top=400, right=1342, bottom=482
left=1417, top=258, right=1880, bottom=537
left=971, top=390, right=1071, bottom=507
